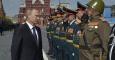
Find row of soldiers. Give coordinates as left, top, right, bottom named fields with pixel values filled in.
left=46, top=0, right=111, bottom=60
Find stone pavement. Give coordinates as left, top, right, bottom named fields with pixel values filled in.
left=0, top=31, right=12, bottom=60
left=41, top=26, right=55, bottom=60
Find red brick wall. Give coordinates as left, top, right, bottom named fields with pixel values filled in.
left=18, top=0, right=51, bottom=25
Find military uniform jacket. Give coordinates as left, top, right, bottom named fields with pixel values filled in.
left=67, top=20, right=80, bottom=44
left=82, top=18, right=110, bottom=52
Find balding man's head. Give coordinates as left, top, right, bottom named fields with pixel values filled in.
left=26, top=9, right=39, bottom=26
left=26, top=9, right=38, bottom=17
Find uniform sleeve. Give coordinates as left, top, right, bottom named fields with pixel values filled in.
left=97, top=21, right=110, bottom=53
left=11, top=28, right=22, bottom=60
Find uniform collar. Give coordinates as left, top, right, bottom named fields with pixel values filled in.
left=70, top=20, right=75, bottom=25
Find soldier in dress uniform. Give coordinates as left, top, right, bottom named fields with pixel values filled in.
left=75, top=2, right=90, bottom=60
left=46, top=15, right=55, bottom=55
left=51, top=13, right=59, bottom=58
left=48, top=13, right=59, bottom=58
left=55, top=8, right=65, bottom=60
left=75, top=2, right=89, bottom=32
left=63, top=7, right=81, bottom=60
left=50, top=8, right=65, bottom=60
left=80, top=0, right=111, bottom=60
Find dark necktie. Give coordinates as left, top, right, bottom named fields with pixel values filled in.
left=32, top=27, right=37, bottom=41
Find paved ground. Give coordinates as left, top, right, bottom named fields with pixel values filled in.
left=0, top=26, right=55, bottom=60
left=41, top=27, right=55, bottom=60
left=0, top=31, right=12, bottom=60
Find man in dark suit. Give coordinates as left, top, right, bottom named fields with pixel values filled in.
left=11, top=9, right=43, bottom=60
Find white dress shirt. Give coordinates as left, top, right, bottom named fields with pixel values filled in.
left=26, top=21, right=39, bottom=40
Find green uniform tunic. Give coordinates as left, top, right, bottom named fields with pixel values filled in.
left=80, top=16, right=110, bottom=60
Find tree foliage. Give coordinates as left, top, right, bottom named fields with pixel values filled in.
left=0, top=16, right=14, bottom=31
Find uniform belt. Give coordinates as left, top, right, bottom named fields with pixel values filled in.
left=80, top=45, right=90, bottom=50
left=80, top=44, right=101, bottom=49
left=90, top=44, right=101, bottom=48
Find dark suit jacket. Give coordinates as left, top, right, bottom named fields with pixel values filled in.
left=11, top=23, right=43, bottom=60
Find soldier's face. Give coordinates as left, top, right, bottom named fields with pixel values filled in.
left=57, top=17, right=62, bottom=21
left=76, top=10, right=85, bottom=18
left=86, top=8, right=94, bottom=16
left=87, top=8, right=100, bottom=16
left=68, top=15, right=75, bottom=21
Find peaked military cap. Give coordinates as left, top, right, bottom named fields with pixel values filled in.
left=76, top=1, right=86, bottom=11
left=63, top=7, right=77, bottom=16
